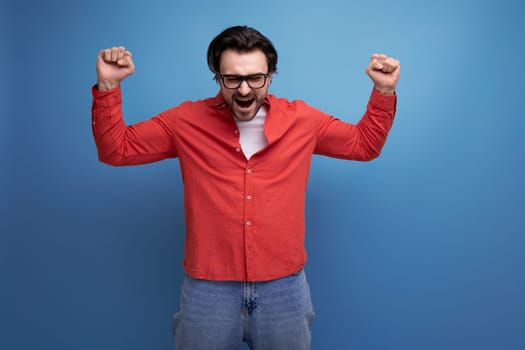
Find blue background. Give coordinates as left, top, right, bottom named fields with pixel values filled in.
left=2, top=0, right=524, bottom=349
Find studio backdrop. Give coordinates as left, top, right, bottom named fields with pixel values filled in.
left=3, top=1, right=524, bottom=349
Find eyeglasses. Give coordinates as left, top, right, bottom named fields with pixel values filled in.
left=218, top=73, right=269, bottom=89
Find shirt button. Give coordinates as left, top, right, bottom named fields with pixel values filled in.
left=246, top=195, right=252, bottom=200
left=246, top=221, right=251, bottom=226
left=246, top=168, right=252, bottom=174
left=235, top=147, right=241, bottom=152
left=234, top=130, right=239, bottom=134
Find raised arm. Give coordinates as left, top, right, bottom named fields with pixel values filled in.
left=92, top=47, right=177, bottom=166
left=314, top=54, right=400, bottom=160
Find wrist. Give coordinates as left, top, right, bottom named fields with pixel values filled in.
left=97, top=80, right=120, bottom=91
left=374, top=86, right=395, bottom=95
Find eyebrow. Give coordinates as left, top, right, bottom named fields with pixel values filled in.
left=219, top=73, right=267, bottom=77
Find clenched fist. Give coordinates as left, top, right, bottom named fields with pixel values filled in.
left=96, top=46, right=135, bottom=91
left=365, top=54, right=400, bottom=95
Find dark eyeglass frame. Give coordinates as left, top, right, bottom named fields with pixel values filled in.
left=218, top=73, right=269, bottom=89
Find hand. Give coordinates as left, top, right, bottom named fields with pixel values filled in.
left=365, top=53, right=400, bottom=95
left=96, top=46, right=135, bottom=91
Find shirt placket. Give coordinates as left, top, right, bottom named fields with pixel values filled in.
left=244, top=161, right=256, bottom=279
left=234, top=127, right=257, bottom=280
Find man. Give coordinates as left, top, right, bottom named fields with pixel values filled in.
left=92, top=26, right=399, bottom=350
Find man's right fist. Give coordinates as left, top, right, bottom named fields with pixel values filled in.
left=96, top=46, right=135, bottom=91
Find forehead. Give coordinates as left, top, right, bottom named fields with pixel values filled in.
left=219, top=49, right=268, bottom=75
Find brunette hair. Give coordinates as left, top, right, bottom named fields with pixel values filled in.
left=207, top=26, right=278, bottom=77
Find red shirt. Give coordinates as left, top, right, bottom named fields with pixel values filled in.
left=91, top=87, right=397, bottom=281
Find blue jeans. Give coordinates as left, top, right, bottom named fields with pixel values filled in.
left=172, top=270, right=315, bottom=350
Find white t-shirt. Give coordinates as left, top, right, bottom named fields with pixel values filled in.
left=236, top=106, right=268, bottom=159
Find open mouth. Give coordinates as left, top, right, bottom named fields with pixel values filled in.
left=235, top=98, right=255, bottom=109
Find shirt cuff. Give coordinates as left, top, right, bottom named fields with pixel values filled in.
left=369, top=88, right=397, bottom=112
left=91, top=84, right=122, bottom=108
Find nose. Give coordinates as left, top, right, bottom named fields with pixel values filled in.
left=237, top=80, right=252, bottom=96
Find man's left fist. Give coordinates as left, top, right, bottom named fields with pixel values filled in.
left=366, top=53, right=400, bottom=95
